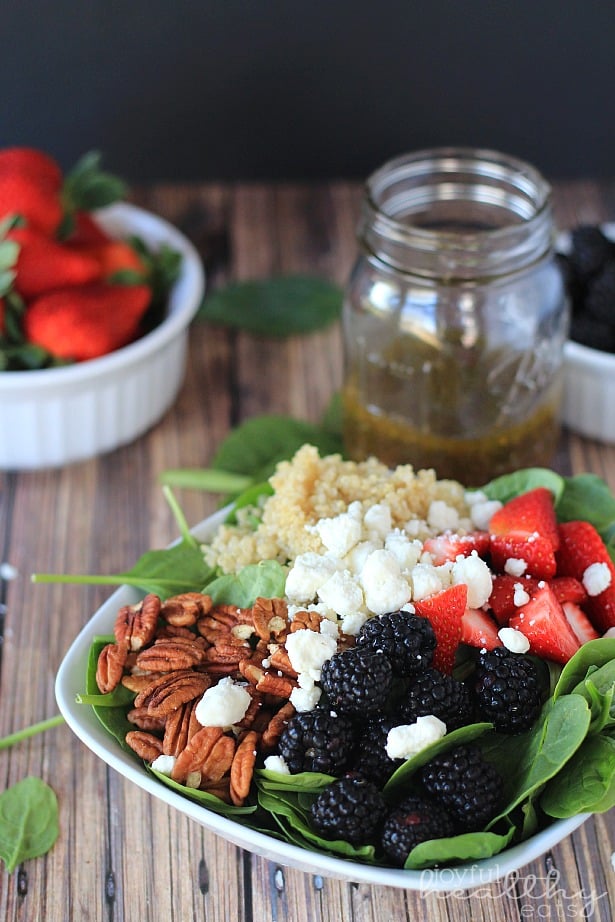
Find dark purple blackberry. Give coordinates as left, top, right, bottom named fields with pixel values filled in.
left=310, top=774, right=387, bottom=845
left=277, top=709, right=355, bottom=775
left=568, top=225, right=614, bottom=282
left=570, top=312, right=615, bottom=352
left=420, top=743, right=503, bottom=831
left=320, top=647, right=392, bottom=717
left=381, top=795, right=455, bottom=867
left=398, top=668, right=473, bottom=731
left=474, top=647, right=543, bottom=734
left=584, top=260, right=615, bottom=325
left=355, top=610, right=436, bottom=676
left=354, top=715, right=403, bottom=786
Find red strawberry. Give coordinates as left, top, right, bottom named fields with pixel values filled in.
left=23, top=282, right=151, bottom=361
left=414, top=583, right=468, bottom=674
left=508, top=584, right=581, bottom=664
left=68, top=211, right=113, bottom=246
left=422, top=531, right=490, bottom=566
left=0, top=165, right=63, bottom=236
left=0, top=147, right=63, bottom=190
left=490, top=533, right=557, bottom=581
left=460, top=608, right=500, bottom=650
left=9, top=226, right=102, bottom=299
left=561, top=601, right=600, bottom=645
left=76, top=239, right=146, bottom=280
left=489, top=486, right=559, bottom=550
left=550, top=576, right=587, bottom=605
left=556, top=521, right=615, bottom=633
left=487, top=573, right=538, bottom=625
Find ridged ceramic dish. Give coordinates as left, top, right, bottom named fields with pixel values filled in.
left=0, top=202, right=204, bottom=470
left=54, top=507, right=589, bottom=892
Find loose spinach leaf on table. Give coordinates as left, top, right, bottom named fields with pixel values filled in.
left=197, top=275, right=343, bottom=337
left=0, top=777, right=59, bottom=873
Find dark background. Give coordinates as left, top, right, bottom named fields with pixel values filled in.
left=4, top=1, right=614, bottom=184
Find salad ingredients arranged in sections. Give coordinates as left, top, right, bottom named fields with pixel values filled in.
left=83, top=446, right=615, bottom=870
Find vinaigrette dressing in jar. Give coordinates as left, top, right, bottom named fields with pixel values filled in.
left=342, top=147, right=568, bottom=484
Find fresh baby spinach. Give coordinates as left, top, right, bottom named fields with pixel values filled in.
left=405, top=826, right=517, bottom=870
left=553, top=637, right=615, bottom=700
left=482, top=468, right=565, bottom=505
left=0, top=777, right=59, bottom=873
left=540, top=735, right=615, bottom=818
left=205, top=560, right=287, bottom=607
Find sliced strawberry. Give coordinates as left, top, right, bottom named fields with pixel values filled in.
left=508, top=584, right=581, bottom=664
left=490, top=533, right=557, bottom=581
left=561, top=601, right=600, bottom=644
left=489, top=486, right=559, bottom=550
left=556, top=521, right=615, bottom=633
left=460, top=607, right=500, bottom=651
left=487, top=573, right=538, bottom=625
left=414, top=583, right=468, bottom=675
left=422, top=531, right=490, bottom=566
left=550, top=576, right=587, bottom=605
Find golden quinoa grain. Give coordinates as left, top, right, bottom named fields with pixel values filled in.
left=204, top=444, right=471, bottom=574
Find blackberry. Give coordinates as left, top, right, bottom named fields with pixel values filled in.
left=354, top=715, right=403, bottom=786
left=398, top=668, right=473, bottom=731
left=356, top=610, right=436, bottom=676
left=277, top=709, right=355, bottom=775
left=310, top=775, right=387, bottom=845
left=474, top=647, right=543, bottom=734
left=381, top=795, right=455, bottom=867
left=420, top=743, right=503, bottom=831
left=568, top=225, right=614, bottom=282
left=570, top=313, right=615, bottom=353
left=320, top=647, right=392, bottom=716
left=584, top=260, right=615, bottom=325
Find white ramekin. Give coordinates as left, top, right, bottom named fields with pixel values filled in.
left=562, top=339, right=615, bottom=443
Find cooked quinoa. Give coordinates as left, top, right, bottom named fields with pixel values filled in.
left=204, top=444, right=472, bottom=574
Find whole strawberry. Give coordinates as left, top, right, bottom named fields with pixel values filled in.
left=9, top=226, right=102, bottom=299
left=0, top=147, right=63, bottom=235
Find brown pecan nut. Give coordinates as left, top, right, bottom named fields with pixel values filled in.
left=171, top=726, right=224, bottom=783
left=135, top=637, right=207, bottom=672
left=230, top=730, right=259, bottom=806
left=252, top=597, right=289, bottom=642
left=163, top=699, right=201, bottom=757
left=202, top=641, right=251, bottom=667
left=125, top=730, right=164, bottom=762
left=200, top=734, right=236, bottom=784
left=96, top=642, right=128, bottom=694
left=255, top=671, right=296, bottom=699
left=161, top=592, right=212, bottom=627
left=290, top=609, right=323, bottom=633
left=126, top=707, right=166, bottom=733
left=267, top=646, right=298, bottom=678
left=260, top=701, right=295, bottom=752
left=114, top=593, right=161, bottom=651
left=121, top=672, right=164, bottom=694
left=134, top=669, right=211, bottom=718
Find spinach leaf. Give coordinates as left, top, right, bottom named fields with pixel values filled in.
left=255, top=769, right=336, bottom=793
left=570, top=660, right=615, bottom=733
left=553, top=638, right=615, bottom=700
left=85, top=639, right=135, bottom=752
left=197, top=275, right=343, bottom=337
left=224, top=482, right=274, bottom=525
left=482, top=468, right=565, bottom=504
left=405, top=826, right=516, bottom=870
left=541, top=735, right=615, bottom=818
left=556, top=473, right=615, bottom=550
left=0, top=777, right=59, bottom=873
left=158, top=469, right=253, bottom=495
left=206, top=560, right=287, bottom=607
left=151, top=771, right=257, bottom=816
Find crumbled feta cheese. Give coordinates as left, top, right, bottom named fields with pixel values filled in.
left=319, top=617, right=339, bottom=639
left=340, top=611, right=369, bottom=635
left=344, top=539, right=380, bottom=575
left=464, top=489, right=488, bottom=506
left=513, top=582, right=531, bottom=607
left=285, top=552, right=341, bottom=603
left=312, top=511, right=363, bottom=558
left=404, top=518, right=428, bottom=538
left=427, top=500, right=460, bottom=533
left=151, top=754, right=176, bottom=776
left=498, top=626, right=531, bottom=654
left=290, top=683, right=322, bottom=712
left=317, top=569, right=364, bottom=617
left=195, top=677, right=251, bottom=727
left=360, top=549, right=412, bottom=614
left=583, top=561, right=612, bottom=597
left=384, top=532, right=423, bottom=572
left=504, top=557, right=528, bottom=577
left=363, top=503, right=392, bottom=541
left=263, top=754, right=291, bottom=774
left=284, top=628, right=337, bottom=681
left=385, top=716, right=447, bottom=760
left=451, top=551, right=492, bottom=608
left=470, top=499, right=503, bottom=531
left=410, top=562, right=444, bottom=601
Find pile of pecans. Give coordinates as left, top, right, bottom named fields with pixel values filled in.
left=95, top=591, right=319, bottom=806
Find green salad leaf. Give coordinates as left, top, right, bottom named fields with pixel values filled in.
left=205, top=560, right=287, bottom=607
left=0, top=777, right=59, bottom=873
left=541, top=735, right=615, bottom=817
left=405, top=826, right=516, bottom=870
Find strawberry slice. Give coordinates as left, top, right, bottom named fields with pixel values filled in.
left=556, top=521, right=615, bottom=633
left=550, top=576, right=587, bottom=605
left=561, top=601, right=600, bottom=644
left=508, top=584, right=581, bottom=664
left=489, top=486, right=559, bottom=550
left=490, top=533, right=557, bottom=581
left=487, top=573, right=538, bottom=625
left=422, top=531, right=490, bottom=566
left=460, top=608, right=500, bottom=651
left=414, top=583, right=468, bottom=675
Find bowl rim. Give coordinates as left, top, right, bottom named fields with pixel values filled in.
left=0, top=202, right=204, bottom=390
left=54, top=506, right=590, bottom=891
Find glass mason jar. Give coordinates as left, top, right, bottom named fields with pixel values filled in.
left=342, top=147, right=569, bottom=484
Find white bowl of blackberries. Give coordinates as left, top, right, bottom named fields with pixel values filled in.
left=557, top=223, right=615, bottom=443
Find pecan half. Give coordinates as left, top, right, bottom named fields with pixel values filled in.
left=290, top=609, right=323, bottom=633
left=260, top=701, right=295, bottom=752
left=134, top=669, right=211, bottom=718
left=96, top=643, right=128, bottom=693
left=163, top=699, right=201, bottom=757
left=267, top=646, right=298, bottom=678
left=255, top=671, right=296, bottom=699
left=252, top=597, right=289, bottom=642
left=127, top=707, right=166, bottom=733
left=114, top=594, right=161, bottom=651
left=161, top=592, right=212, bottom=627
left=121, top=672, right=164, bottom=694
left=135, top=636, right=207, bottom=672
left=230, top=730, right=259, bottom=805
left=200, top=734, right=236, bottom=784
left=125, top=730, right=164, bottom=762
left=171, top=726, right=224, bottom=783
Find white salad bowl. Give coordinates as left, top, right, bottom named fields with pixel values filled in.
left=55, top=507, right=590, bottom=892
left=0, top=202, right=204, bottom=470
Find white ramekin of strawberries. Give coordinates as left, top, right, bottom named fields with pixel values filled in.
left=0, top=146, right=204, bottom=469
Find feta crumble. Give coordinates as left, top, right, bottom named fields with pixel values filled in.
left=498, top=626, right=531, bottom=654
left=451, top=551, right=492, bottom=608
left=264, top=754, right=291, bottom=774
left=386, top=716, right=447, bottom=760
left=284, top=628, right=337, bottom=681
left=195, top=677, right=252, bottom=728
left=504, top=557, right=528, bottom=577
left=583, top=561, right=612, bottom=597
left=151, top=754, right=176, bottom=776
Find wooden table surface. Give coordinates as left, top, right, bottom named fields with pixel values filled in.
left=1, top=179, right=614, bottom=922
